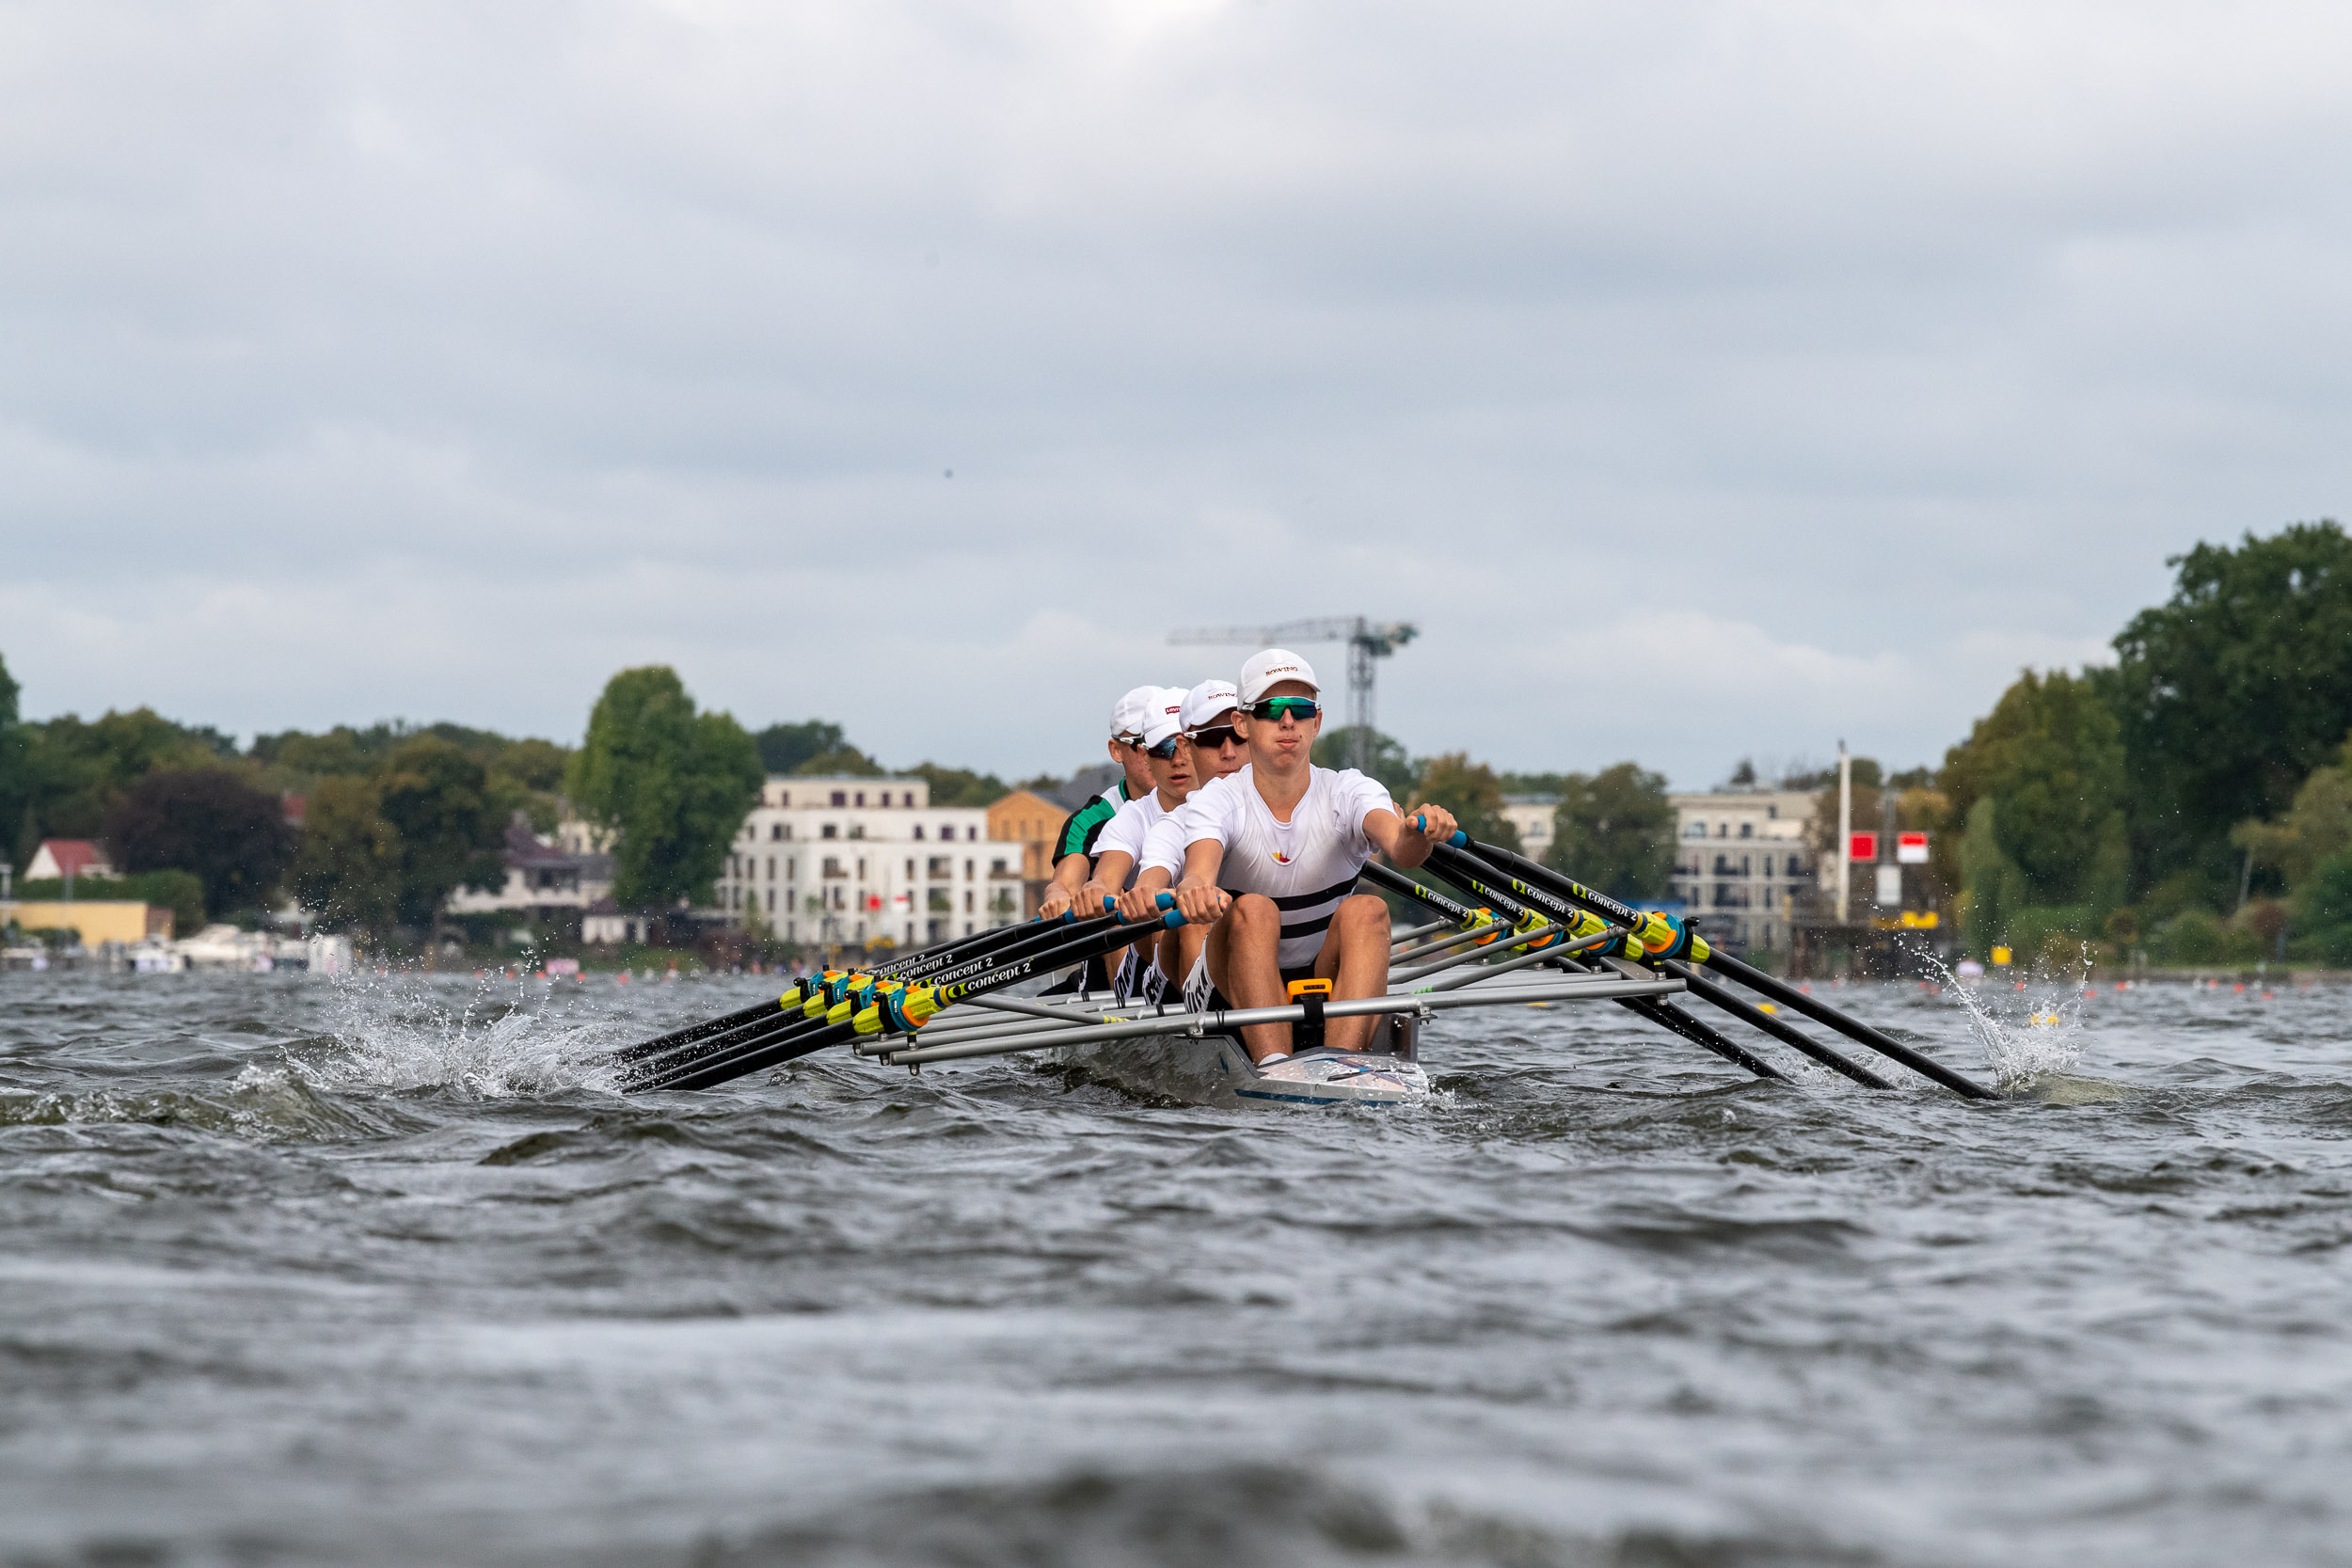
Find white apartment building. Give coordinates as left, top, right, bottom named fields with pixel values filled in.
left=1668, top=789, right=1817, bottom=954
left=708, top=775, right=1023, bottom=948
left=1501, top=795, right=1556, bottom=856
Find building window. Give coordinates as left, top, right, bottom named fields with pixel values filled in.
left=929, top=856, right=952, bottom=878
left=821, top=823, right=838, bottom=840
left=905, top=859, right=915, bottom=879
left=1740, top=822, right=1753, bottom=838
left=854, top=792, right=866, bottom=807
left=766, top=889, right=775, bottom=911
left=856, top=859, right=866, bottom=880
left=914, top=825, right=924, bottom=840
left=787, top=858, right=796, bottom=880
left=830, top=791, right=846, bottom=807
left=964, top=860, right=975, bottom=879
left=964, top=890, right=974, bottom=912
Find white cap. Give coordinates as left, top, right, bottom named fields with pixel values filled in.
left=1180, top=679, right=1239, bottom=732
left=1238, top=648, right=1319, bottom=705
left=1109, top=685, right=1161, bottom=741
left=1140, top=688, right=1187, bottom=750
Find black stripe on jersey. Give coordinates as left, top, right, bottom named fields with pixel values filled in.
left=1279, top=913, right=1335, bottom=941
left=1263, top=874, right=1363, bottom=911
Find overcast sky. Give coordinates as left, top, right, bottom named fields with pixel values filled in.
left=5, top=1, right=2349, bottom=786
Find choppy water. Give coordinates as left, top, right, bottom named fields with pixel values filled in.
left=4, top=968, right=2349, bottom=1567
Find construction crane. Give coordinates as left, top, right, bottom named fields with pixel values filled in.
left=1167, top=617, right=1419, bottom=772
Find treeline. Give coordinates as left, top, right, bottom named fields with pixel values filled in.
left=1914, top=519, right=2352, bottom=965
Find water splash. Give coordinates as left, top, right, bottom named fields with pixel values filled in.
left=1918, top=943, right=2090, bottom=1089
left=301, top=967, right=619, bottom=1100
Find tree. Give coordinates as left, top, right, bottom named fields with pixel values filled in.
left=1312, top=726, right=1416, bottom=802
left=567, top=667, right=764, bottom=910
left=911, top=762, right=1009, bottom=807
left=1408, top=753, right=1522, bottom=854
left=103, top=768, right=296, bottom=918
left=2110, top=520, right=2352, bottom=883
left=292, top=775, right=403, bottom=931
left=756, top=721, right=849, bottom=775
left=794, top=747, right=884, bottom=777
left=377, top=736, right=508, bottom=936
left=1548, top=763, right=1673, bottom=901
left=1942, top=669, right=2129, bottom=910
left=15, top=707, right=233, bottom=842
left=2232, top=735, right=2352, bottom=891
left=0, top=653, right=26, bottom=868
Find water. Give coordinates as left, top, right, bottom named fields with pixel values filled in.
left=5, top=968, right=2350, bottom=1567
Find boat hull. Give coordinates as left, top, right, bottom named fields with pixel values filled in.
left=1053, top=1024, right=1430, bottom=1108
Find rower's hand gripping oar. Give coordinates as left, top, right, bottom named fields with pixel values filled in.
left=628, top=898, right=1185, bottom=1094
left=1447, top=833, right=1997, bottom=1101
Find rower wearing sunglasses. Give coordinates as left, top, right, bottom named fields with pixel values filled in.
left=1165, top=649, right=1458, bottom=1066
left=1077, top=689, right=1194, bottom=1002
left=1118, top=678, right=1245, bottom=987
left=1038, top=685, right=1168, bottom=925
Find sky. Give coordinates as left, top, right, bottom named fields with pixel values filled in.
left=5, top=0, right=2350, bottom=788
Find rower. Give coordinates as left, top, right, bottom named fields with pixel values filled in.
left=1078, top=689, right=1194, bottom=1001
left=1118, top=678, right=1243, bottom=986
left=1168, top=650, right=1458, bottom=1065
left=1038, top=685, right=1165, bottom=925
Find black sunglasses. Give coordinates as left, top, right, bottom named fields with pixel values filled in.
left=1144, top=736, right=1182, bottom=760
left=1187, top=725, right=1242, bottom=750
left=1246, top=697, right=1321, bottom=723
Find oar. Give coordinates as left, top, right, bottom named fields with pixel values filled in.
left=1454, top=838, right=1996, bottom=1101
left=631, top=903, right=1190, bottom=1094
left=1414, top=842, right=1890, bottom=1089
left=612, top=912, right=1126, bottom=1081
left=604, top=913, right=1072, bottom=1069
left=1379, top=856, right=1786, bottom=1082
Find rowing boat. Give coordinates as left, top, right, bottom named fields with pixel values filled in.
left=600, top=835, right=1998, bottom=1103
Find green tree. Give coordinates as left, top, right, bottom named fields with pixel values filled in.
left=0, top=653, right=27, bottom=868
left=567, top=667, right=763, bottom=910
left=794, top=746, right=883, bottom=777
left=1408, top=753, right=1522, bottom=854
left=103, top=768, right=296, bottom=918
left=377, top=736, right=507, bottom=937
left=17, top=707, right=233, bottom=841
left=756, top=720, right=849, bottom=775
left=2110, top=520, right=2352, bottom=883
left=1942, top=669, right=2129, bottom=910
left=911, top=762, right=1009, bottom=807
left=1312, top=726, right=1417, bottom=802
left=292, top=775, right=403, bottom=931
left=1548, top=763, right=1673, bottom=901
left=2232, top=735, right=2352, bottom=890
left=2300, top=850, right=2352, bottom=965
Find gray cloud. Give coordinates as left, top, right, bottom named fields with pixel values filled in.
left=5, top=0, right=2349, bottom=784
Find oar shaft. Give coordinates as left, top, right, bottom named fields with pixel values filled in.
left=630, top=910, right=1184, bottom=1093
left=1461, top=839, right=1997, bottom=1101
left=1661, top=961, right=1893, bottom=1089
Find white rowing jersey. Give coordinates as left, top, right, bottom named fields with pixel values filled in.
left=1171, top=764, right=1394, bottom=967
left=1091, top=790, right=1176, bottom=890
left=1138, top=811, right=1187, bottom=878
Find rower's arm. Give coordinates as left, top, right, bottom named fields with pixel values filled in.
left=1173, top=838, right=1231, bottom=925
left=1039, top=851, right=1091, bottom=921
left=1365, top=803, right=1457, bottom=870
left=1080, top=851, right=1136, bottom=912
